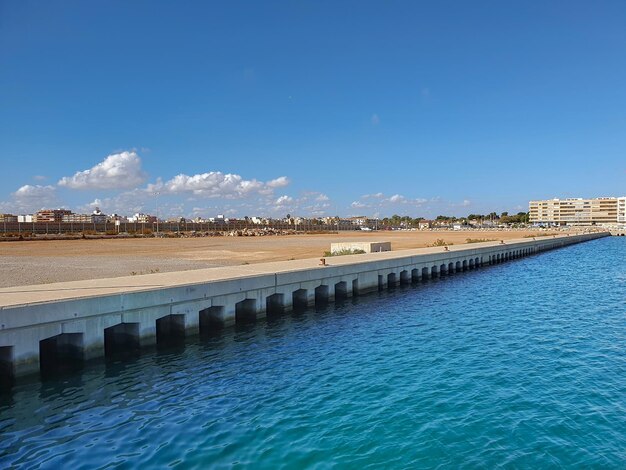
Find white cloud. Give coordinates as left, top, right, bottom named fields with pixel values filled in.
left=449, top=198, right=472, bottom=208
left=360, top=192, right=427, bottom=206
left=0, top=153, right=331, bottom=218
left=266, top=176, right=290, bottom=188
left=14, top=184, right=56, bottom=200
left=58, top=151, right=147, bottom=190
left=377, top=194, right=427, bottom=206
left=75, top=198, right=103, bottom=214
left=89, top=198, right=102, bottom=207
left=411, top=197, right=428, bottom=205
left=362, top=192, right=384, bottom=199
left=158, top=171, right=289, bottom=199
left=349, top=192, right=428, bottom=214
left=301, top=191, right=330, bottom=202
left=77, top=189, right=151, bottom=216
left=275, top=195, right=293, bottom=205
left=264, top=191, right=332, bottom=216
left=0, top=184, right=60, bottom=213
left=303, top=202, right=330, bottom=214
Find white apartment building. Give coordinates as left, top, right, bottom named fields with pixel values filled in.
left=62, top=213, right=92, bottom=223
left=128, top=213, right=157, bottom=223
left=530, top=197, right=625, bottom=226
left=618, top=197, right=626, bottom=224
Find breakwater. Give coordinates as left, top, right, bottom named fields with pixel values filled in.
left=0, top=232, right=609, bottom=382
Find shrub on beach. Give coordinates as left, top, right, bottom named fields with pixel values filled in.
left=429, top=239, right=453, bottom=247
left=323, top=248, right=367, bottom=257
left=465, top=238, right=496, bottom=244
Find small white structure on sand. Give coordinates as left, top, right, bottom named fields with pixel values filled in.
left=330, top=241, right=391, bottom=254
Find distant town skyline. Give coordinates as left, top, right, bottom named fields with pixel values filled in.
left=2, top=1, right=626, bottom=218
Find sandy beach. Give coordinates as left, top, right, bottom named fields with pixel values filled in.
left=0, top=229, right=555, bottom=288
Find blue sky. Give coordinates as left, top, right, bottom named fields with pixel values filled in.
left=1, top=0, right=625, bottom=219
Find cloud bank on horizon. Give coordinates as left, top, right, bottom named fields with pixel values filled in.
left=0, top=150, right=474, bottom=218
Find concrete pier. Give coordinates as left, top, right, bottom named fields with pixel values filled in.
left=0, top=232, right=609, bottom=381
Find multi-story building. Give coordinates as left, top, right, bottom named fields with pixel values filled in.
left=107, top=213, right=128, bottom=223
left=529, top=197, right=622, bottom=226
left=62, top=213, right=92, bottom=223
left=618, top=197, right=626, bottom=224
left=92, top=208, right=107, bottom=223
left=128, top=213, right=157, bottom=224
left=0, top=214, right=17, bottom=222
left=34, top=209, right=72, bottom=222
left=347, top=216, right=378, bottom=228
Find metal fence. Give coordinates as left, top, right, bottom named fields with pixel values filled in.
left=0, top=221, right=360, bottom=235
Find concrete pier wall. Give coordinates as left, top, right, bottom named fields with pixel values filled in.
left=0, top=232, right=609, bottom=380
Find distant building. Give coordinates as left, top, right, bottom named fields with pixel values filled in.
left=321, top=216, right=342, bottom=226
left=128, top=213, right=157, bottom=223
left=347, top=216, right=377, bottom=228
left=529, top=197, right=624, bottom=226
left=62, top=213, right=92, bottom=223
left=17, top=215, right=33, bottom=223
left=107, top=213, right=128, bottom=223
left=337, top=219, right=353, bottom=228
left=209, top=214, right=228, bottom=223
left=0, top=214, right=17, bottom=223
left=34, top=209, right=72, bottom=222
left=92, top=208, right=107, bottom=223
left=347, top=216, right=367, bottom=226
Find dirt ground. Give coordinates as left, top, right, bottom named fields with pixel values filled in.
left=0, top=230, right=551, bottom=287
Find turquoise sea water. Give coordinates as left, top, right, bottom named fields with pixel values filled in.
left=1, top=237, right=625, bottom=468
